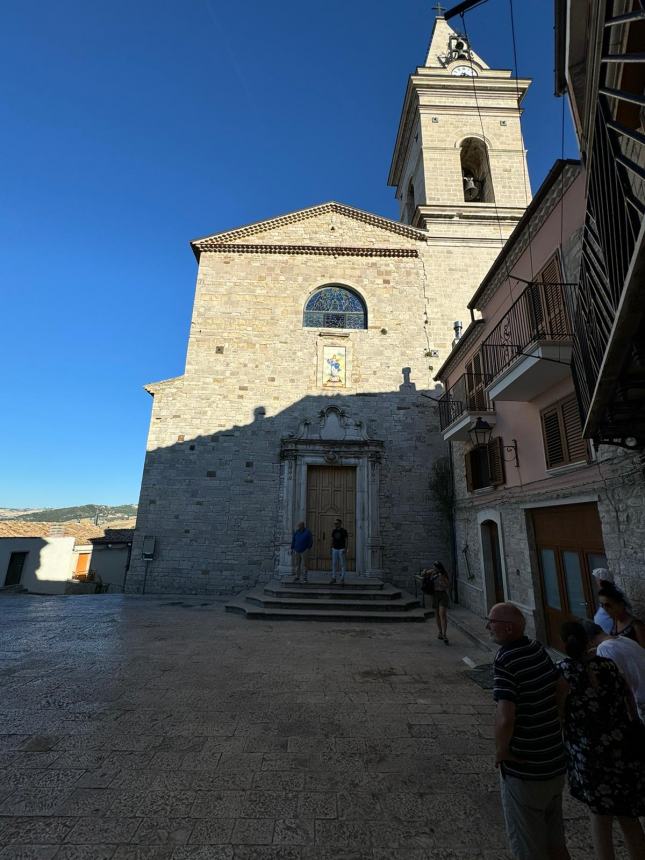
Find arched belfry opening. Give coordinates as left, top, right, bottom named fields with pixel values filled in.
left=460, top=137, right=495, bottom=203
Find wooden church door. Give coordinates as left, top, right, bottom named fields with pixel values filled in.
left=306, top=466, right=356, bottom=571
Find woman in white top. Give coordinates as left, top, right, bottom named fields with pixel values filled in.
left=584, top=620, right=645, bottom=723
left=592, top=568, right=615, bottom=634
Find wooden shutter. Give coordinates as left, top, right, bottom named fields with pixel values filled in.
left=541, top=406, right=565, bottom=468
left=528, top=282, right=545, bottom=333
left=538, top=254, right=567, bottom=337
left=561, top=395, right=588, bottom=463
left=465, top=353, right=486, bottom=411
left=75, top=553, right=91, bottom=575
left=487, top=437, right=506, bottom=486
left=539, top=255, right=562, bottom=285
left=465, top=450, right=474, bottom=493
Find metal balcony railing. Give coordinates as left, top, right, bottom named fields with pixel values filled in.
left=567, top=2, right=645, bottom=442
left=438, top=372, right=491, bottom=431
left=481, top=282, right=573, bottom=383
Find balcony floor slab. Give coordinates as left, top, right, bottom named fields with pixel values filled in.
left=486, top=342, right=572, bottom=402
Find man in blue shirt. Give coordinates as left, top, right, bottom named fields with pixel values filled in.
left=291, top=521, right=313, bottom=582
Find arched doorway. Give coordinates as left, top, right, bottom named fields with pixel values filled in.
left=481, top=519, right=505, bottom=608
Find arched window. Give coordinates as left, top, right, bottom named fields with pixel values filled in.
left=460, top=137, right=495, bottom=203
left=303, top=285, right=367, bottom=329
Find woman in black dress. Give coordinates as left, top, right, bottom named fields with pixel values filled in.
left=428, top=561, right=451, bottom=645
left=558, top=621, right=645, bottom=859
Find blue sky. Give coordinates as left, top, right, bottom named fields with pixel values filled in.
left=0, top=0, right=578, bottom=508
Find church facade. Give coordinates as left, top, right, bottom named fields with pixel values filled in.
left=127, top=16, right=532, bottom=595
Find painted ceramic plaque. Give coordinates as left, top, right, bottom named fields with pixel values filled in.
left=323, top=346, right=346, bottom=388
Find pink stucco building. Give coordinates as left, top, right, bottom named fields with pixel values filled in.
left=436, top=159, right=644, bottom=647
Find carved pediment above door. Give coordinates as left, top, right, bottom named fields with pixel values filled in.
left=281, top=406, right=383, bottom=460
left=290, top=405, right=370, bottom=441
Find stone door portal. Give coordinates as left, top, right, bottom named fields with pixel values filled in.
left=481, top=520, right=505, bottom=606
left=277, top=406, right=384, bottom=579
left=306, top=465, right=356, bottom=571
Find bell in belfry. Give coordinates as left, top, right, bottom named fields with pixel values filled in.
left=463, top=173, right=480, bottom=201
left=454, top=39, right=468, bottom=58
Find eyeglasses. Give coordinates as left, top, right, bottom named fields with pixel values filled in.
left=484, top=617, right=508, bottom=626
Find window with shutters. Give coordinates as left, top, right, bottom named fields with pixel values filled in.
left=465, top=438, right=506, bottom=492
left=74, top=552, right=91, bottom=579
left=465, top=352, right=488, bottom=411
left=530, top=253, right=569, bottom=338
left=540, top=395, right=589, bottom=469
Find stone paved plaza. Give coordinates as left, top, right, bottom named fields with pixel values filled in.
left=0, top=595, right=624, bottom=859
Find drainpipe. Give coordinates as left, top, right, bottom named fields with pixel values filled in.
left=121, top=542, right=133, bottom=593
left=448, top=441, right=459, bottom=605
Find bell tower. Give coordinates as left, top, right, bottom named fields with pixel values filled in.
left=388, top=14, right=531, bottom=240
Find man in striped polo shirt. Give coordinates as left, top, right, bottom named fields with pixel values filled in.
left=487, top=602, right=570, bottom=860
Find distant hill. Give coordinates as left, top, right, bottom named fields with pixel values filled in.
left=1, top=504, right=138, bottom=523
left=0, top=508, right=44, bottom=519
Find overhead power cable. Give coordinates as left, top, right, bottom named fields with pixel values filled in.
left=507, top=0, right=535, bottom=279
left=458, top=10, right=515, bottom=293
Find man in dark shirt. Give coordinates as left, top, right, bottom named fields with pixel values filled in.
left=487, top=602, right=569, bottom=860
left=330, top=518, right=348, bottom=584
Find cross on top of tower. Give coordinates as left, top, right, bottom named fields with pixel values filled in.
left=432, top=2, right=446, bottom=15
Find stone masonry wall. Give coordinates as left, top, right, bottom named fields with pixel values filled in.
left=595, top=447, right=645, bottom=616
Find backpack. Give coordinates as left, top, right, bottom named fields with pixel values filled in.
left=421, top=570, right=435, bottom=595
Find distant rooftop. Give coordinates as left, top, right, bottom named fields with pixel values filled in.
left=0, top=519, right=136, bottom=546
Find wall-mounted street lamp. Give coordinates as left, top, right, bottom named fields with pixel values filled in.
left=468, top=418, right=520, bottom=468
left=469, top=417, right=493, bottom=447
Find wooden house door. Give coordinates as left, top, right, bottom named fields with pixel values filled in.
left=531, top=503, right=606, bottom=649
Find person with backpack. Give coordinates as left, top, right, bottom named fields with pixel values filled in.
left=421, top=561, right=451, bottom=645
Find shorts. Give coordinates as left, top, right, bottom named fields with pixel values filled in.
left=499, top=772, right=567, bottom=860
left=432, top=590, right=449, bottom=609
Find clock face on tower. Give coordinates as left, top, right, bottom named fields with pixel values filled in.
left=452, top=65, right=478, bottom=77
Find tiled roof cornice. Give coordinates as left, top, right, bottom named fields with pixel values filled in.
left=196, top=244, right=419, bottom=258
left=191, top=201, right=427, bottom=257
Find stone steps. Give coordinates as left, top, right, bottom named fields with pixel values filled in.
left=245, top=589, right=420, bottom=613
left=225, top=576, right=431, bottom=623
left=263, top=583, right=403, bottom=601
left=278, top=577, right=386, bottom=590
